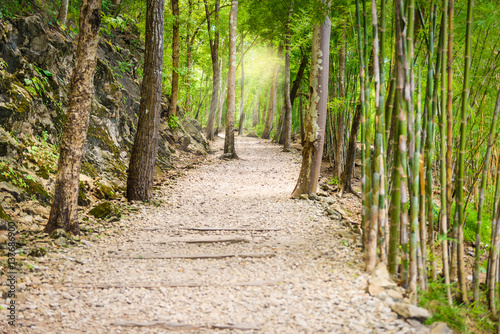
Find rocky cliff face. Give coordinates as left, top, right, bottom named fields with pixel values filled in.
left=0, top=15, right=209, bottom=228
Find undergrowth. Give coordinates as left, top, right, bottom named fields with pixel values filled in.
left=419, top=280, right=496, bottom=333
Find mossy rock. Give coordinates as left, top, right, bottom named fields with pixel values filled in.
left=81, top=162, right=98, bottom=178
left=0, top=204, right=11, bottom=220
left=88, top=201, right=120, bottom=219
left=36, top=165, right=50, bottom=179
left=24, top=177, right=51, bottom=204
left=78, top=181, right=90, bottom=206
left=28, top=247, right=47, bottom=257
left=95, top=181, right=117, bottom=200
left=50, top=229, right=69, bottom=239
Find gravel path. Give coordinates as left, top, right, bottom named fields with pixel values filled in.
left=2, top=137, right=425, bottom=333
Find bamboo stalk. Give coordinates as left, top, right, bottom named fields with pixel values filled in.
left=474, top=85, right=500, bottom=302
left=439, top=0, right=452, bottom=306
left=489, top=147, right=500, bottom=312
left=456, top=0, right=474, bottom=304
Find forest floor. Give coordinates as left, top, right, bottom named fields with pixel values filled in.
left=1, top=136, right=434, bottom=333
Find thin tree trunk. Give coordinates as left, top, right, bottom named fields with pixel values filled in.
left=445, top=0, right=454, bottom=262
left=427, top=4, right=440, bottom=282
left=223, top=0, right=239, bottom=158
left=127, top=0, right=164, bottom=201
left=46, top=0, right=102, bottom=235
left=457, top=0, right=473, bottom=304
left=184, top=0, right=193, bottom=114
left=205, top=0, right=220, bottom=141
left=215, top=55, right=226, bottom=135
left=438, top=0, right=453, bottom=305
left=282, top=1, right=294, bottom=151
left=261, top=46, right=283, bottom=139
left=299, top=86, right=305, bottom=145
left=291, top=2, right=331, bottom=198
left=489, top=151, right=500, bottom=311
left=58, top=0, right=69, bottom=26
left=238, top=37, right=245, bottom=135
left=340, top=103, right=361, bottom=194
left=334, top=28, right=346, bottom=180
left=475, top=85, right=500, bottom=302
left=290, top=49, right=308, bottom=107
left=252, top=87, right=261, bottom=127
left=168, top=0, right=180, bottom=117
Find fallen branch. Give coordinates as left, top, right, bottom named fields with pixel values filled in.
left=143, top=236, right=251, bottom=244
left=111, top=320, right=259, bottom=331
left=116, top=252, right=275, bottom=260
left=68, top=280, right=279, bottom=289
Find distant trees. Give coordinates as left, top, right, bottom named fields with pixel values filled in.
left=167, top=0, right=180, bottom=118
left=126, top=0, right=164, bottom=201
left=204, top=0, right=220, bottom=141
left=46, top=0, right=102, bottom=234
left=222, top=0, right=238, bottom=159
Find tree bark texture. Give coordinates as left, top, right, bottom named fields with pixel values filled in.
left=46, top=0, right=102, bottom=235
left=205, top=0, right=220, bottom=141
left=58, top=0, right=69, bottom=26
left=126, top=0, right=164, bottom=201
left=223, top=0, right=238, bottom=158
left=291, top=9, right=331, bottom=198
left=168, top=0, right=180, bottom=117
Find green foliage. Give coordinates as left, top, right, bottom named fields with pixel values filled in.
left=420, top=279, right=497, bottom=333
left=450, top=203, right=492, bottom=246
left=419, top=280, right=466, bottom=332
left=0, top=160, right=28, bottom=189
left=329, top=176, right=339, bottom=186
left=101, top=14, right=132, bottom=36
left=24, top=136, right=59, bottom=174
left=115, top=60, right=132, bottom=74
left=0, top=0, right=32, bottom=19
left=168, top=115, right=180, bottom=130
left=255, top=123, right=265, bottom=137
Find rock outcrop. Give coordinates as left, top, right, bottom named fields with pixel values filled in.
left=0, top=15, right=209, bottom=228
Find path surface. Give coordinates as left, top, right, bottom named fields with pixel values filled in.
left=4, top=137, right=423, bottom=333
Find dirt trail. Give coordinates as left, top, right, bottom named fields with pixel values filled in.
left=2, top=137, right=424, bottom=333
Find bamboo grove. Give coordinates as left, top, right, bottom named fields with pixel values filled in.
left=353, top=0, right=500, bottom=319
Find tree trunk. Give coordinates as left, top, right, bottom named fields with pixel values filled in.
left=46, top=0, right=102, bottom=235
left=340, top=103, right=361, bottom=193
left=252, top=87, right=261, bottom=127
left=333, top=28, right=346, bottom=179
left=216, top=74, right=227, bottom=136
left=168, top=0, right=180, bottom=117
left=457, top=0, right=474, bottom=304
left=126, top=0, right=164, bottom=201
left=261, top=46, right=283, bottom=139
left=238, top=36, right=245, bottom=135
left=205, top=0, right=220, bottom=141
left=282, top=1, right=294, bottom=151
left=291, top=5, right=331, bottom=198
left=58, top=0, right=69, bottom=26
left=184, top=0, right=193, bottom=114
left=290, top=49, right=308, bottom=107
left=475, top=84, right=500, bottom=302
left=223, top=0, right=238, bottom=159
